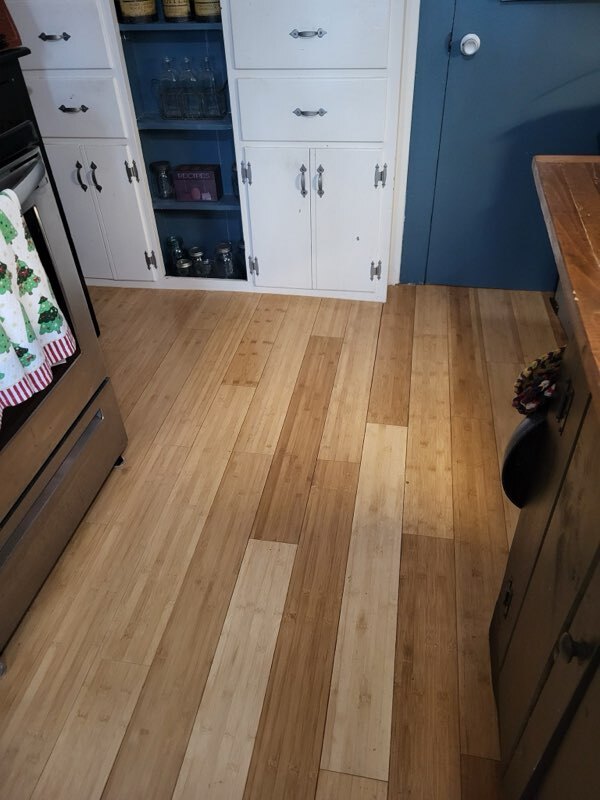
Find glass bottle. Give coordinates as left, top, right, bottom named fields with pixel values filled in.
left=214, top=242, right=234, bottom=279
left=180, top=57, right=202, bottom=119
left=158, top=56, right=181, bottom=119
left=198, top=56, right=220, bottom=118
left=166, top=235, right=184, bottom=272
left=188, top=246, right=204, bottom=276
left=150, top=161, right=173, bottom=199
left=193, top=1, right=221, bottom=22
left=162, top=0, right=191, bottom=22
left=118, top=1, right=157, bottom=23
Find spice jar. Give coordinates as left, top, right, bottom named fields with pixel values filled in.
left=162, top=0, right=191, bottom=21
left=117, top=0, right=157, bottom=23
left=166, top=235, right=184, bottom=271
left=150, top=161, right=173, bottom=199
left=193, top=1, right=221, bottom=22
left=188, top=246, right=204, bottom=276
left=214, top=242, right=234, bottom=278
left=176, top=257, right=193, bottom=277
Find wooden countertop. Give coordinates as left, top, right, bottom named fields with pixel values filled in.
left=533, top=156, right=600, bottom=403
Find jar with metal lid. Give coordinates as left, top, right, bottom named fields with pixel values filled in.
left=118, top=0, right=157, bottom=23
left=166, top=235, right=184, bottom=271
left=193, top=0, right=221, bottom=22
left=150, top=161, right=173, bottom=199
left=214, top=242, right=234, bottom=278
left=162, top=0, right=191, bottom=22
left=176, top=257, right=193, bottom=277
left=188, top=246, right=204, bottom=276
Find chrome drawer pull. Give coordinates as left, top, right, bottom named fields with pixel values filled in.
left=317, top=164, right=324, bottom=198
left=293, top=108, right=327, bottom=118
left=58, top=104, right=89, bottom=114
left=290, top=28, right=326, bottom=39
left=300, top=164, right=307, bottom=197
left=39, top=31, right=71, bottom=42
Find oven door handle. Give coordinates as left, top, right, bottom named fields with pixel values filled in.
left=8, top=157, right=46, bottom=206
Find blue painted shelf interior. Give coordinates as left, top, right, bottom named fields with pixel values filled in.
left=120, top=16, right=245, bottom=280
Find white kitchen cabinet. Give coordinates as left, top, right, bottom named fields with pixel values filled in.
left=244, top=146, right=388, bottom=293
left=314, top=148, right=386, bottom=293
left=228, top=0, right=391, bottom=70
left=243, top=146, right=312, bottom=289
left=46, top=141, right=156, bottom=283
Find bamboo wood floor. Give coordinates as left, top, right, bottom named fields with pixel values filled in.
left=0, top=285, right=563, bottom=800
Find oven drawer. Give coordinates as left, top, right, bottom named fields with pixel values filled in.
left=237, top=77, right=387, bottom=142
left=7, top=0, right=110, bottom=71
left=25, top=73, right=126, bottom=139
left=229, top=0, right=391, bottom=69
left=0, top=379, right=126, bottom=653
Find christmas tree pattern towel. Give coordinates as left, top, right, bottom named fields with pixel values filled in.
left=0, top=189, right=76, bottom=426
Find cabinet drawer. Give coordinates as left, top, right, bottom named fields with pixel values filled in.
left=238, top=78, right=387, bottom=142
left=7, top=0, right=110, bottom=70
left=229, top=0, right=391, bottom=69
left=25, top=73, right=126, bottom=139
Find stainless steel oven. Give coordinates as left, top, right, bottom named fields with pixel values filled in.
left=0, top=61, right=126, bottom=665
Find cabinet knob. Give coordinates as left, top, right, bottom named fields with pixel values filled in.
left=558, top=632, right=594, bottom=664
left=460, top=33, right=481, bottom=57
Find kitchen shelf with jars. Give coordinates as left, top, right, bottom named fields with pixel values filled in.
left=116, top=0, right=245, bottom=280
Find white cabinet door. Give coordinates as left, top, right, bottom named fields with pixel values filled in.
left=244, top=147, right=312, bottom=289
left=45, top=141, right=114, bottom=281
left=83, top=143, right=156, bottom=282
left=229, top=0, right=391, bottom=70
left=313, top=148, right=386, bottom=293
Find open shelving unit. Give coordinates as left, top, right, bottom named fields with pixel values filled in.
left=118, top=6, right=245, bottom=281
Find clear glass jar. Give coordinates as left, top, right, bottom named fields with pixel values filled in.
left=176, top=257, right=193, bottom=277
left=180, top=57, right=202, bottom=119
left=188, top=246, right=204, bottom=276
left=150, top=161, right=173, bottom=199
left=214, top=242, right=234, bottom=279
left=166, top=235, right=184, bottom=271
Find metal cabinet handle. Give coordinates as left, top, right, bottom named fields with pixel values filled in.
left=39, top=31, right=71, bottom=41
left=75, top=160, right=88, bottom=192
left=290, top=28, right=327, bottom=39
left=317, top=164, right=324, bottom=198
left=59, top=104, right=89, bottom=114
left=293, top=108, right=327, bottom=118
left=90, top=161, right=102, bottom=192
left=300, top=164, right=307, bottom=197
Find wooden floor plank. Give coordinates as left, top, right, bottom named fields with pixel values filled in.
left=223, top=294, right=289, bottom=387
left=460, top=755, right=502, bottom=800
left=173, top=540, right=296, bottom=800
left=244, top=460, right=360, bottom=800
left=388, top=534, right=461, bottom=800
left=321, top=423, right=407, bottom=781
left=510, top=290, right=559, bottom=365
left=103, top=385, right=255, bottom=666
left=30, top=659, right=148, bottom=800
left=316, top=770, right=387, bottom=800
left=155, top=293, right=259, bottom=447
left=403, top=287, right=453, bottom=539
left=367, top=285, right=415, bottom=427
left=235, top=296, right=321, bottom=455
left=478, top=288, right=523, bottom=364
left=319, top=301, right=381, bottom=463
left=101, top=452, right=272, bottom=800
left=312, top=298, right=353, bottom=339
left=448, top=287, right=492, bottom=421
left=252, top=335, right=342, bottom=544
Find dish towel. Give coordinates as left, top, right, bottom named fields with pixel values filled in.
left=0, top=188, right=76, bottom=427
